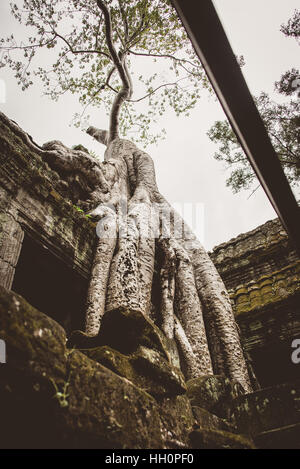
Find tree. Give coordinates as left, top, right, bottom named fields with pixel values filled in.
left=0, top=0, right=211, bottom=146
left=0, top=0, right=252, bottom=391
left=208, top=92, right=300, bottom=193
left=207, top=10, right=300, bottom=194
left=280, top=9, right=300, bottom=40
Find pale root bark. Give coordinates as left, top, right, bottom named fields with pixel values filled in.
left=187, top=241, right=251, bottom=390
left=2, top=111, right=252, bottom=392
left=84, top=208, right=117, bottom=336
left=172, top=241, right=214, bottom=378
left=84, top=133, right=252, bottom=392
left=158, top=236, right=213, bottom=378
left=174, top=316, right=201, bottom=380
left=159, top=238, right=176, bottom=340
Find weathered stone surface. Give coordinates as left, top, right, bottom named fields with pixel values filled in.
left=230, top=261, right=300, bottom=317
left=81, top=345, right=135, bottom=379
left=255, top=423, right=300, bottom=449
left=210, top=214, right=300, bottom=390
left=192, top=406, right=237, bottom=433
left=61, top=350, right=164, bottom=449
left=210, top=218, right=297, bottom=292
left=0, top=285, right=67, bottom=381
left=98, top=307, right=176, bottom=363
left=189, top=429, right=255, bottom=449
left=0, top=285, right=69, bottom=448
left=0, top=112, right=253, bottom=393
left=131, top=345, right=186, bottom=396
left=0, top=286, right=176, bottom=448
left=231, top=380, right=300, bottom=436
left=158, top=395, right=195, bottom=448
left=186, top=375, right=244, bottom=419
left=70, top=307, right=184, bottom=387
left=0, top=115, right=96, bottom=281
left=237, top=296, right=300, bottom=388
left=80, top=344, right=186, bottom=398
left=1, top=103, right=299, bottom=449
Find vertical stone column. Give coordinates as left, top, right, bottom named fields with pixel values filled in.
left=0, top=195, right=24, bottom=290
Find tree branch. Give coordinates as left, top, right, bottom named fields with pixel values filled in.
left=247, top=185, right=260, bottom=199
left=117, top=0, right=129, bottom=42
left=77, top=65, right=118, bottom=124
left=269, top=130, right=299, bottom=160
left=95, top=15, right=104, bottom=49
left=52, top=30, right=110, bottom=58
left=0, top=37, right=55, bottom=51
left=127, top=76, right=188, bottom=103
left=128, top=49, right=198, bottom=69
left=95, top=0, right=133, bottom=143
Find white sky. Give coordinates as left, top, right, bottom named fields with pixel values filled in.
left=0, top=0, right=299, bottom=250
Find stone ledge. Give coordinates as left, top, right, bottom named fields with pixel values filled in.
left=189, top=428, right=255, bottom=449
left=186, top=375, right=245, bottom=420
left=80, top=344, right=186, bottom=398
left=0, top=285, right=194, bottom=448
left=254, top=423, right=300, bottom=449
left=210, top=218, right=289, bottom=267
left=231, top=380, right=300, bottom=436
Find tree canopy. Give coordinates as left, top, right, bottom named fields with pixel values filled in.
left=0, top=0, right=210, bottom=145
left=207, top=9, right=300, bottom=195
left=208, top=93, right=300, bottom=193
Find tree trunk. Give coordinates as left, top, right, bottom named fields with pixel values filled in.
left=7, top=109, right=251, bottom=392
left=80, top=134, right=252, bottom=392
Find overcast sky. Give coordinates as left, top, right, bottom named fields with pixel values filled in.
left=0, top=0, right=299, bottom=251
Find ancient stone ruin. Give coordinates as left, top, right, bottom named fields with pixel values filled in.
left=0, top=111, right=299, bottom=449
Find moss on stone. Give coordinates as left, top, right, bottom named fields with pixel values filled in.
left=192, top=406, right=237, bottom=433
left=62, top=350, right=164, bottom=448
left=158, top=395, right=195, bottom=448
left=190, top=428, right=255, bottom=449
left=98, top=307, right=173, bottom=362
left=79, top=344, right=186, bottom=398
left=186, top=375, right=244, bottom=419
left=0, top=285, right=67, bottom=383
left=231, top=261, right=300, bottom=316
left=0, top=286, right=167, bottom=448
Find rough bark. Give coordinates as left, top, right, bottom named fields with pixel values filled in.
left=84, top=208, right=117, bottom=336
left=73, top=131, right=252, bottom=391
left=0, top=112, right=252, bottom=392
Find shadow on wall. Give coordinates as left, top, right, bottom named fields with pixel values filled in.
left=12, top=233, right=88, bottom=334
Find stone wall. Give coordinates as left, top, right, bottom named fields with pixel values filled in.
left=0, top=113, right=96, bottom=281
left=210, top=220, right=300, bottom=387
left=0, top=113, right=97, bottom=330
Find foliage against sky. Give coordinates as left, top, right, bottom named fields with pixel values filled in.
left=208, top=9, right=300, bottom=195
left=0, top=0, right=211, bottom=145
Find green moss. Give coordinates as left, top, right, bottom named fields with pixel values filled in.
left=0, top=287, right=167, bottom=448
left=0, top=285, right=67, bottom=382
left=80, top=346, right=136, bottom=381
left=190, top=428, right=255, bottom=449
left=79, top=344, right=186, bottom=398
left=65, top=350, right=163, bottom=448
left=232, top=261, right=300, bottom=316
left=186, top=375, right=244, bottom=419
